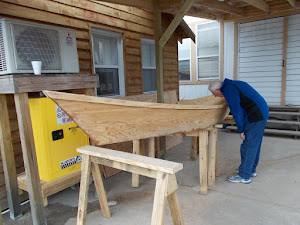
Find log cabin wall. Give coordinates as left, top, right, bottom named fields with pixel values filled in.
left=0, top=0, right=181, bottom=208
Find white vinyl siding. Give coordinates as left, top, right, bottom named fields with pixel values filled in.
left=286, top=14, right=300, bottom=105
left=238, top=17, right=284, bottom=105
left=179, top=84, right=210, bottom=100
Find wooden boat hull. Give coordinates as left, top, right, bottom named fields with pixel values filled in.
left=43, top=91, right=229, bottom=146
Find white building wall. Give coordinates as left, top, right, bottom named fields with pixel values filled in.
left=286, top=14, right=300, bottom=106
left=179, top=84, right=210, bottom=100
left=238, top=17, right=284, bottom=105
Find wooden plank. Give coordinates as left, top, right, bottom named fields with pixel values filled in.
left=0, top=74, right=97, bottom=94
left=227, top=126, right=300, bottom=136
left=17, top=170, right=82, bottom=198
left=2, top=0, right=154, bottom=35
left=91, top=0, right=154, bottom=11
left=199, top=130, right=208, bottom=195
left=44, top=90, right=225, bottom=109
left=91, top=157, right=158, bottom=179
left=281, top=16, right=288, bottom=106
left=0, top=1, right=89, bottom=29
left=91, top=162, right=111, bottom=218
left=208, top=128, right=217, bottom=187
left=52, top=0, right=154, bottom=28
left=132, top=140, right=140, bottom=187
left=166, top=174, right=178, bottom=197
left=78, top=145, right=183, bottom=174
left=77, top=154, right=91, bottom=225
left=151, top=172, right=168, bottom=225
left=287, top=0, right=296, bottom=8
left=14, top=93, right=46, bottom=224
left=0, top=95, right=22, bottom=219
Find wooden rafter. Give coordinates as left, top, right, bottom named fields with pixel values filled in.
left=242, top=0, right=270, bottom=13
left=159, top=0, right=194, bottom=48
left=194, top=0, right=245, bottom=17
left=286, top=0, right=296, bottom=8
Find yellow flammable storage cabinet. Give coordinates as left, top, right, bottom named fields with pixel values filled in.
left=29, top=97, right=89, bottom=182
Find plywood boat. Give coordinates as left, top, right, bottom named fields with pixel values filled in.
left=43, top=91, right=229, bottom=146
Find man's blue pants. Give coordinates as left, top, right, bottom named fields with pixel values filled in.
left=238, top=119, right=267, bottom=179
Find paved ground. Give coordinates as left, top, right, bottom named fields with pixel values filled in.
left=3, top=130, right=300, bottom=225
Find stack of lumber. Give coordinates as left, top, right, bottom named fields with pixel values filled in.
left=225, top=105, right=300, bottom=137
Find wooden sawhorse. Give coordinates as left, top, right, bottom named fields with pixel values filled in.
left=77, top=145, right=184, bottom=225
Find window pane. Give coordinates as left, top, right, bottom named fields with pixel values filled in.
left=179, top=60, right=190, bottom=81
left=96, top=68, right=119, bottom=96
left=197, top=57, right=219, bottom=79
left=93, top=35, right=118, bottom=66
left=197, top=22, right=219, bottom=57
left=142, top=42, right=156, bottom=67
left=143, top=69, right=157, bottom=92
left=178, top=39, right=191, bottom=60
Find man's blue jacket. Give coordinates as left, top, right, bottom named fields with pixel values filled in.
left=220, top=78, right=269, bottom=133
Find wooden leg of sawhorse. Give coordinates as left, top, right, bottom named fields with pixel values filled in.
left=190, top=137, right=198, bottom=160
left=77, top=155, right=110, bottom=225
left=199, top=130, right=208, bottom=195
left=151, top=172, right=184, bottom=225
left=208, top=128, right=218, bottom=187
left=91, top=162, right=111, bottom=218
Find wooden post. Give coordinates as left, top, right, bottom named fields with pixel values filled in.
left=151, top=171, right=168, bottom=225
left=91, top=162, right=111, bottom=218
left=0, top=95, right=22, bottom=219
left=148, top=137, right=155, bottom=158
left=208, top=128, right=218, bottom=187
left=199, top=130, right=208, bottom=194
left=190, top=137, right=197, bottom=160
left=77, top=154, right=92, bottom=225
left=132, top=139, right=140, bottom=187
left=14, top=93, right=46, bottom=225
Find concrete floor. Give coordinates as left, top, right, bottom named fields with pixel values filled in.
left=3, top=130, right=300, bottom=225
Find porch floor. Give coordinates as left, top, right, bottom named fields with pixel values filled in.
left=3, top=130, right=300, bottom=225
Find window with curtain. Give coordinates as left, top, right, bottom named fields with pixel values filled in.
left=178, top=38, right=191, bottom=81
left=197, top=22, right=220, bottom=80
left=92, top=29, right=125, bottom=97
left=142, top=39, right=156, bottom=92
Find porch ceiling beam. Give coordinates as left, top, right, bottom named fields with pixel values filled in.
left=194, top=0, right=246, bottom=17
left=242, top=0, right=270, bottom=13
left=159, top=0, right=194, bottom=48
left=286, top=0, right=296, bottom=9
left=187, top=6, right=225, bottom=21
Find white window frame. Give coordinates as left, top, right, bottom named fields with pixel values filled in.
left=141, top=38, right=157, bottom=93
left=196, top=21, right=220, bottom=81
left=91, top=28, right=125, bottom=97
left=178, top=38, right=192, bottom=82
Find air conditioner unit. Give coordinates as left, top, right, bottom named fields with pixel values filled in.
left=0, top=18, right=79, bottom=75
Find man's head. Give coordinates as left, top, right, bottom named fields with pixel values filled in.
left=208, top=80, right=224, bottom=97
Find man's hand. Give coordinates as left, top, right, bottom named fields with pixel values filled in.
left=240, top=132, right=245, bottom=140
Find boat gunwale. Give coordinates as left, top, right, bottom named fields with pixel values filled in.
left=43, top=90, right=227, bottom=110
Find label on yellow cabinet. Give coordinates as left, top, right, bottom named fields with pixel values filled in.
left=60, top=154, right=82, bottom=170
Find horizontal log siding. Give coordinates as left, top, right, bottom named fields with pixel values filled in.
left=0, top=0, right=180, bottom=208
